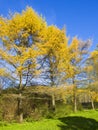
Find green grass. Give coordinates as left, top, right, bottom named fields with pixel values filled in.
left=0, top=110, right=98, bottom=130
left=70, top=109, right=98, bottom=120
left=0, top=119, right=62, bottom=130
left=58, top=110, right=98, bottom=130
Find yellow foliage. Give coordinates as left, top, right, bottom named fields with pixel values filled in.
left=85, top=65, right=93, bottom=72
left=0, top=6, right=89, bottom=95
left=91, top=50, right=98, bottom=59
left=0, top=7, right=47, bottom=47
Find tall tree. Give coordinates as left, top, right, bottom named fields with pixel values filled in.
left=36, top=26, right=71, bottom=110
left=0, top=7, right=46, bottom=122
left=86, top=46, right=98, bottom=109
left=67, top=38, right=91, bottom=112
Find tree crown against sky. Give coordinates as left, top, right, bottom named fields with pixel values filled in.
left=0, top=0, right=98, bottom=50
left=0, top=7, right=92, bottom=87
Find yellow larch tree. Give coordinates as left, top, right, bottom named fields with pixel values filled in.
left=0, top=7, right=47, bottom=122
left=36, top=25, right=72, bottom=111
left=67, top=38, right=91, bottom=112
left=86, top=48, right=98, bottom=109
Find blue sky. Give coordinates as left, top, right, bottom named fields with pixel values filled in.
left=0, top=0, right=98, bottom=50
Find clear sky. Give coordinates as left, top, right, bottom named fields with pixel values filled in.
left=0, top=0, right=98, bottom=50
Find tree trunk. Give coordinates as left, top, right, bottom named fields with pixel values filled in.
left=72, top=77, right=77, bottom=112
left=74, top=92, right=77, bottom=112
left=52, top=94, right=56, bottom=111
left=17, top=73, right=23, bottom=123
left=19, top=113, right=23, bottom=123
left=91, top=99, right=95, bottom=110
left=18, top=93, right=23, bottom=123
left=73, top=78, right=77, bottom=112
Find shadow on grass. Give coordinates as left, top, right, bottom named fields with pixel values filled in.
left=58, top=116, right=98, bottom=130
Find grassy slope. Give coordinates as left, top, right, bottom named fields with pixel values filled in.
left=0, top=110, right=98, bottom=130
left=0, top=119, right=62, bottom=130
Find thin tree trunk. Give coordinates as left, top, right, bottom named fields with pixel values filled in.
left=91, top=99, right=95, bottom=110
left=18, top=93, right=23, bottom=123
left=73, top=78, right=77, bottom=112
left=74, top=91, right=77, bottom=112
left=17, top=73, right=23, bottom=123
left=52, top=94, right=56, bottom=111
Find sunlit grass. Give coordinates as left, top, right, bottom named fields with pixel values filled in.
left=0, top=109, right=98, bottom=130
left=69, top=109, right=98, bottom=121
left=0, top=119, right=62, bottom=130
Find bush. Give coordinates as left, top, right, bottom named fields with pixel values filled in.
left=45, top=103, right=73, bottom=119
left=55, top=104, right=73, bottom=118
left=0, top=121, right=9, bottom=126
